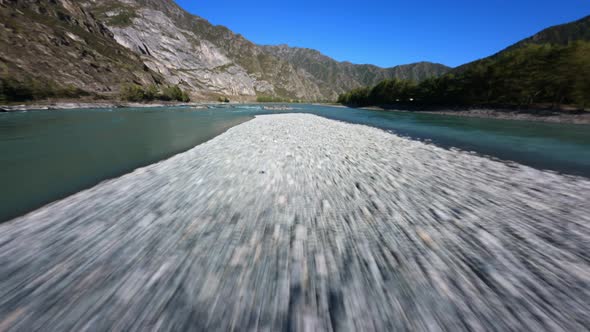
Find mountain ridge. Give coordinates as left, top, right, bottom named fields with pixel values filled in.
left=1, top=0, right=450, bottom=102
left=453, top=14, right=590, bottom=73
left=337, top=14, right=590, bottom=109
left=261, top=44, right=450, bottom=98
left=506, top=14, right=590, bottom=50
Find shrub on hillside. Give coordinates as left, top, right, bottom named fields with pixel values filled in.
left=161, top=85, right=190, bottom=102
left=120, top=84, right=190, bottom=102
left=1, top=76, right=88, bottom=103
left=256, top=95, right=290, bottom=103
left=120, top=84, right=147, bottom=102
left=108, top=11, right=136, bottom=27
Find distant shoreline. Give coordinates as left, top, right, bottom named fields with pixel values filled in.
left=0, top=100, right=300, bottom=112
left=332, top=105, right=590, bottom=125
left=0, top=101, right=210, bottom=112
left=3, top=100, right=589, bottom=125
left=419, top=109, right=590, bottom=125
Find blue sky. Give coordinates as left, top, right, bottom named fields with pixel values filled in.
left=175, top=0, right=590, bottom=68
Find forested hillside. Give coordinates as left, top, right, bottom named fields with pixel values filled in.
left=339, top=16, right=590, bottom=109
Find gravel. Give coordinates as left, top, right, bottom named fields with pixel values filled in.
left=1, top=114, right=589, bottom=331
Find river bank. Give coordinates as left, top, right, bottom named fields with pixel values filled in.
left=0, top=101, right=295, bottom=112
left=426, top=109, right=590, bottom=124
left=355, top=105, right=590, bottom=124
left=5, top=101, right=590, bottom=125
left=0, top=100, right=206, bottom=112
left=1, top=114, right=588, bottom=331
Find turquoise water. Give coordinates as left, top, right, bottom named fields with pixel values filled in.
left=0, top=107, right=251, bottom=222
left=1, top=104, right=589, bottom=222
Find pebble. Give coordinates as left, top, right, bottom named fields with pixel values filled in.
left=0, top=114, right=589, bottom=331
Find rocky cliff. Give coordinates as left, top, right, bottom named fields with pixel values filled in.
left=1, top=0, right=450, bottom=102
left=80, top=0, right=326, bottom=101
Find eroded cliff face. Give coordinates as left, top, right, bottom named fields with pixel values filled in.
left=81, top=0, right=325, bottom=101
left=0, top=0, right=160, bottom=97
left=108, top=8, right=266, bottom=98
left=82, top=0, right=449, bottom=101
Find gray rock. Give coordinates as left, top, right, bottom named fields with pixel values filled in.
left=0, top=114, right=589, bottom=331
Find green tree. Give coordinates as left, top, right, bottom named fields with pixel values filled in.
left=161, top=85, right=190, bottom=102
left=144, top=84, right=159, bottom=100
left=120, top=84, right=147, bottom=102
left=338, top=41, right=590, bottom=110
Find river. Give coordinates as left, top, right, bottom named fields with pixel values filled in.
left=1, top=104, right=589, bottom=222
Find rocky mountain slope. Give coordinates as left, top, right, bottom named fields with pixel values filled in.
left=262, top=45, right=450, bottom=98
left=1, top=0, right=450, bottom=102
left=0, top=0, right=161, bottom=100
left=80, top=0, right=326, bottom=101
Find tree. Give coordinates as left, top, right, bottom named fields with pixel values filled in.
left=120, top=84, right=190, bottom=102
left=161, top=85, right=190, bottom=102
left=338, top=41, right=590, bottom=110
left=120, top=84, right=147, bottom=102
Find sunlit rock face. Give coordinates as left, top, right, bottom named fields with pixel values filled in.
left=80, top=0, right=448, bottom=101
left=107, top=8, right=270, bottom=98
left=81, top=0, right=325, bottom=100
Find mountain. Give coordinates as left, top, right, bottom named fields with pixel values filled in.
left=0, top=0, right=450, bottom=103
left=79, top=0, right=327, bottom=101
left=0, top=0, right=161, bottom=101
left=454, top=15, right=590, bottom=73
left=261, top=45, right=450, bottom=99
left=338, top=15, right=590, bottom=109
left=505, top=15, right=590, bottom=50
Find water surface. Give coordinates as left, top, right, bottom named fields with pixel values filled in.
left=1, top=104, right=589, bottom=222
left=0, top=107, right=251, bottom=221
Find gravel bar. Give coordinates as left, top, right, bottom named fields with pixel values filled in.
left=1, top=114, right=589, bottom=331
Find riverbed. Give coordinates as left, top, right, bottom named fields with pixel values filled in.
left=1, top=114, right=588, bottom=331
